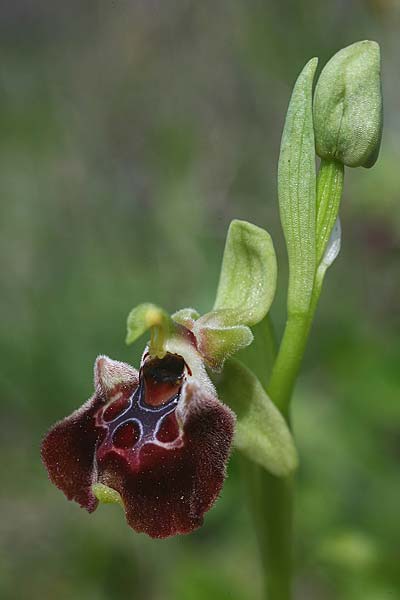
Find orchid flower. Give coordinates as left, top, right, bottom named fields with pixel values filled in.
left=41, top=220, right=297, bottom=538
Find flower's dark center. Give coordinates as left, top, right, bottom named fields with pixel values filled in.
left=143, top=354, right=185, bottom=407
left=96, top=353, right=186, bottom=460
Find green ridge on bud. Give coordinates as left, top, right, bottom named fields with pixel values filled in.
left=314, top=40, right=383, bottom=168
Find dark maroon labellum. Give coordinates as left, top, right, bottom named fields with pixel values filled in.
left=41, top=351, right=235, bottom=539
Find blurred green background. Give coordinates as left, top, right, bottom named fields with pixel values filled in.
left=1, top=2, right=399, bottom=599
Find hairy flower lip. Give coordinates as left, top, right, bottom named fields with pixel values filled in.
left=41, top=348, right=235, bottom=538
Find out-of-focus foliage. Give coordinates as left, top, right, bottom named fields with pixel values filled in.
left=1, top=2, right=399, bottom=599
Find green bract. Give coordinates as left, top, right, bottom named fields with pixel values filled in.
left=309, top=217, right=342, bottom=320
left=216, top=359, right=298, bottom=477
left=278, top=58, right=318, bottom=315
left=313, top=217, right=342, bottom=302
left=318, top=217, right=341, bottom=273
left=314, top=41, right=383, bottom=168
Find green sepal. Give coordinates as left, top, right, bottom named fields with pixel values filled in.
left=92, top=483, right=123, bottom=507
left=194, top=310, right=253, bottom=371
left=216, top=359, right=298, bottom=477
left=314, top=40, right=382, bottom=168
left=126, top=302, right=171, bottom=357
left=278, top=57, right=318, bottom=315
left=213, top=219, right=277, bottom=326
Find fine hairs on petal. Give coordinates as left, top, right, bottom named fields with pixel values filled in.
left=95, top=355, right=139, bottom=399
left=175, top=379, right=233, bottom=426
left=40, top=392, right=103, bottom=512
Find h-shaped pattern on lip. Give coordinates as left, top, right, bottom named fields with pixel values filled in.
left=95, top=371, right=185, bottom=469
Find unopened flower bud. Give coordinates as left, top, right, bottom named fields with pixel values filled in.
left=314, top=40, right=383, bottom=168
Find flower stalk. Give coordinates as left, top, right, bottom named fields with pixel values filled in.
left=242, top=459, right=293, bottom=600
left=267, top=312, right=312, bottom=419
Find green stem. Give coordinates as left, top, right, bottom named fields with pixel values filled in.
left=242, top=161, right=344, bottom=599
left=261, top=473, right=293, bottom=600
left=267, top=312, right=312, bottom=418
left=245, top=312, right=311, bottom=600
left=240, top=319, right=295, bottom=600
left=242, top=460, right=293, bottom=600
left=253, top=313, right=312, bottom=600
